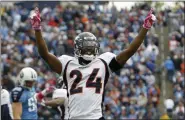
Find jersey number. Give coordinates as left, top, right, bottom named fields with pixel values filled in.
left=28, top=97, right=36, bottom=112
left=70, top=68, right=102, bottom=95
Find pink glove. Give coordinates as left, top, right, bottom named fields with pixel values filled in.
left=41, top=86, right=56, bottom=95
left=143, top=8, right=156, bottom=29
left=30, top=7, right=41, bottom=30
left=36, top=86, right=56, bottom=102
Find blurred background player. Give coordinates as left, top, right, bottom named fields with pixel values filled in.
left=11, top=67, right=38, bottom=119
left=11, top=67, right=54, bottom=119
left=39, top=77, right=68, bottom=120
left=11, top=67, right=55, bottom=119
left=1, top=81, right=13, bottom=120
left=30, top=6, right=156, bottom=119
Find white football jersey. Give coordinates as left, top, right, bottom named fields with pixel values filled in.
left=52, top=88, right=68, bottom=119
left=58, top=52, right=116, bottom=119
left=1, top=89, right=13, bottom=119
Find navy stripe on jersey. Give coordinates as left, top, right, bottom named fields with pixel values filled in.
left=99, top=58, right=109, bottom=118
left=63, top=60, right=72, bottom=119
left=60, top=105, right=65, bottom=120
left=1, top=104, right=12, bottom=120
left=55, top=105, right=65, bottom=120
left=11, top=86, right=24, bottom=102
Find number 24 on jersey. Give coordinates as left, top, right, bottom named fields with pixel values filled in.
left=70, top=68, right=102, bottom=95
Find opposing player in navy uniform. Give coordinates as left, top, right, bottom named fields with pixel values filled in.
left=30, top=7, right=156, bottom=119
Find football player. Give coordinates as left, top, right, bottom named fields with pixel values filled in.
left=1, top=86, right=13, bottom=120
left=11, top=67, right=54, bottom=119
left=30, top=7, right=156, bottom=119
left=39, top=77, right=68, bottom=120
left=11, top=67, right=38, bottom=119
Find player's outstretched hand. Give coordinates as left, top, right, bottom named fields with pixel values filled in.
left=29, top=7, right=41, bottom=30
left=36, top=86, right=56, bottom=102
left=143, top=8, right=157, bottom=29
left=43, top=86, right=56, bottom=95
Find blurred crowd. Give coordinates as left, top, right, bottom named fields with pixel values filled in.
left=1, top=2, right=184, bottom=119
left=163, top=3, right=184, bottom=119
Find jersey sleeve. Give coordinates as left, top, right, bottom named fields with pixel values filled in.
left=52, top=89, right=67, bottom=99
left=11, top=87, right=26, bottom=103
left=1, top=89, right=10, bottom=105
left=58, top=55, right=73, bottom=75
left=1, top=89, right=13, bottom=120
left=98, top=52, right=122, bottom=72
left=99, top=52, right=116, bottom=64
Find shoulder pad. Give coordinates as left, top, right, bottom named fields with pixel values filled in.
left=1, top=89, right=9, bottom=97
left=11, top=86, right=24, bottom=102
left=12, top=86, right=23, bottom=92
left=98, top=52, right=116, bottom=59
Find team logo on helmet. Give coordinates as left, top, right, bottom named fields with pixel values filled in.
left=20, top=72, right=24, bottom=78
left=31, top=71, right=35, bottom=78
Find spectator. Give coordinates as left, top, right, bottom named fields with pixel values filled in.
left=169, top=35, right=179, bottom=53
left=174, top=85, right=183, bottom=103
left=174, top=101, right=184, bottom=119
left=172, top=54, right=182, bottom=71
left=119, top=106, right=128, bottom=119
left=163, top=99, right=178, bottom=119
left=164, top=56, right=175, bottom=81
left=180, top=58, right=184, bottom=74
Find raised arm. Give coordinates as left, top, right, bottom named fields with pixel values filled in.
left=30, top=8, right=62, bottom=74
left=116, top=9, right=156, bottom=65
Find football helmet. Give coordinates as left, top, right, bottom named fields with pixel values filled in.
left=74, top=32, right=100, bottom=61
left=18, top=67, right=38, bottom=88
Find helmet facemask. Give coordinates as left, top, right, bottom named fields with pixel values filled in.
left=74, top=32, right=100, bottom=62
left=24, top=80, right=36, bottom=89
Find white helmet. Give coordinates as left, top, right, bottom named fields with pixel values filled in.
left=18, top=67, right=38, bottom=87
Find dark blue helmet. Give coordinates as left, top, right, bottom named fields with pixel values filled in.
left=74, top=32, right=100, bottom=61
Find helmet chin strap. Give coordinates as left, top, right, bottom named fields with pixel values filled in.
left=78, top=56, right=91, bottom=65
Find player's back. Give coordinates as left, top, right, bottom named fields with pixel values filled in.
left=11, top=86, right=38, bottom=119
left=59, top=52, right=115, bottom=119
left=1, top=88, right=13, bottom=120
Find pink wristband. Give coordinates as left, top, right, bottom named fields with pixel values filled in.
left=37, top=92, right=44, bottom=100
